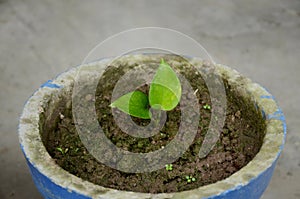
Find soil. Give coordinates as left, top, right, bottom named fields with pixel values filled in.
left=40, top=56, right=266, bottom=193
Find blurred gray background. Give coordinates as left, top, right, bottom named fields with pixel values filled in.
left=0, top=0, right=299, bottom=198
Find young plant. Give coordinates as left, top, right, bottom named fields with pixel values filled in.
left=165, top=164, right=173, bottom=171
left=185, top=175, right=196, bottom=183
left=203, top=104, right=211, bottom=110
left=110, top=59, right=181, bottom=119
left=56, top=147, right=68, bottom=155
left=56, top=147, right=64, bottom=154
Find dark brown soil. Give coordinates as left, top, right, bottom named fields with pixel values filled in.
left=40, top=56, right=266, bottom=193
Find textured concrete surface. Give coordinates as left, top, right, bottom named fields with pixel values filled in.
left=0, top=0, right=299, bottom=198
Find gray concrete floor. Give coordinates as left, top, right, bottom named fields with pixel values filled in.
left=0, top=0, right=299, bottom=198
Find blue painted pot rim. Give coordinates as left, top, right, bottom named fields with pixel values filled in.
left=18, top=55, right=286, bottom=199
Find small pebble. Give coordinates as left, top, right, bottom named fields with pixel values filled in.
left=85, top=94, right=93, bottom=101
left=38, top=106, right=44, bottom=113
left=235, top=111, right=241, bottom=118
left=59, top=113, right=65, bottom=119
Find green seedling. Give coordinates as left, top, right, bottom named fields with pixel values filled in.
left=165, top=164, right=173, bottom=171
left=56, top=147, right=64, bottom=154
left=185, top=175, right=196, bottom=183
left=160, top=133, right=167, bottom=138
left=110, top=59, right=181, bottom=119
left=56, top=147, right=68, bottom=155
left=203, top=104, right=211, bottom=110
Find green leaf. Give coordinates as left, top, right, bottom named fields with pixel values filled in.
left=110, top=91, right=151, bottom=119
left=149, top=59, right=181, bottom=111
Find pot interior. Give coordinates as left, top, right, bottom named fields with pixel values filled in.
left=39, top=55, right=266, bottom=193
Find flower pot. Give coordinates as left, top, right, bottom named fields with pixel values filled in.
left=19, top=54, right=286, bottom=199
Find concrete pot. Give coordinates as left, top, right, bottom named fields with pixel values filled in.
left=18, top=55, right=286, bottom=199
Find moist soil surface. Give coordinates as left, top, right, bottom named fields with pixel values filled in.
left=41, top=56, right=266, bottom=193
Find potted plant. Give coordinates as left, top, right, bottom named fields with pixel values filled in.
left=19, top=54, right=286, bottom=199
